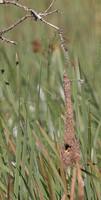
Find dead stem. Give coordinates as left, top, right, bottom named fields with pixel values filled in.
left=76, top=163, right=84, bottom=200
left=70, top=167, right=76, bottom=200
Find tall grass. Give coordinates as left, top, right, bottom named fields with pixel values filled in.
left=0, top=0, right=101, bottom=199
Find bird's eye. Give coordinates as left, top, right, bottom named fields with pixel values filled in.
left=64, top=143, right=71, bottom=150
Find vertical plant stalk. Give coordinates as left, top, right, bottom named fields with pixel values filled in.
left=58, top=29, right=71, bottom=67
left=76, top=163, right=84, bottom=200
left=61, top=73, right=84, bottom=199
left=70, top=167, right=76, bottom=200
left=61, top=72, right=80, bottom=167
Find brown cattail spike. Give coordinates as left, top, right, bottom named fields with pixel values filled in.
left=61, top=72, right=80, bottom=167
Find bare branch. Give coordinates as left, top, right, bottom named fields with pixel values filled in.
left=44, top=0, right=56, bottom=13
left=0, top=0, right=29, bottom=12
left=0, top=35, right=16, bottom=45
left=0, top=0, right=60, bottom=44
left=0, top=14, right=32, bottom=35
left=41, top=18, right=59, bottom=30
left=0, top=0, right=69, bottom=66
left=40, top=9, right=58, bottom=17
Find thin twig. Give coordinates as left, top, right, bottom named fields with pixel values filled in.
left=40, top=9, right=58, bottom=17
left=0, top=0, right=42, bottom=20
left=0, top=36, right=16, bottom=44
left=41, top=18, right=59, bottom=30
left=44, top=0, right=56, bottom=13
left=0, top=0, right=29, bottom=12
left=0, top=14, right=32, bottom=35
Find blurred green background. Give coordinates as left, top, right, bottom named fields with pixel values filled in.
left=0, top=0, right=101, bottom=199
left=0, top=0, right=101, bottom=100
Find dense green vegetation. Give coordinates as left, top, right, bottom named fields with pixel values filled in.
left=0, top=0, right=101, bottom=199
